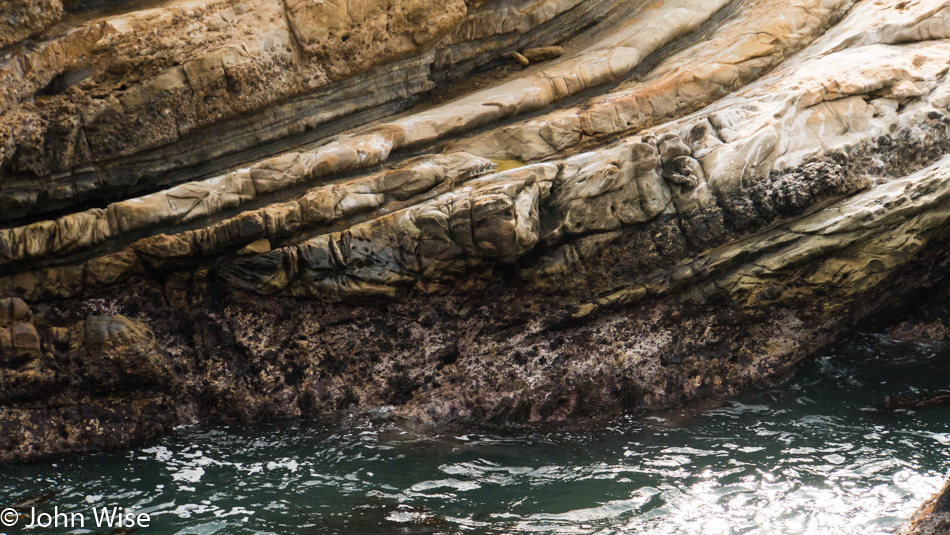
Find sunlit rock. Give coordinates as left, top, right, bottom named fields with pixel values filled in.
left=0, top=9, right=948, bottom=527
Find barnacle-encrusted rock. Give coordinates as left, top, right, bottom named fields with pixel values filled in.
left=0, top=301, right=178, bottom=460
left=0, top=5, right=949, bottom=516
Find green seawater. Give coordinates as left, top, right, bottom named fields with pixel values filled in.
left=1, top=332, right=949, bottom=535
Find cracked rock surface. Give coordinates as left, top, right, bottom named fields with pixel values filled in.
left=1, top=0, right=950, bottom=505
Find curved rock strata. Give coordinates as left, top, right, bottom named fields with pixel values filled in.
left=1, top=0, right=949, bottom=493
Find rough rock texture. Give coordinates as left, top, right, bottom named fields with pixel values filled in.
left=0, top=0, right=63, bottom=49
left=889, top=278, right=950, bottom=342
left=1, top=0, right=949, bottom=499
left=903, top=460, right=950, bottom=535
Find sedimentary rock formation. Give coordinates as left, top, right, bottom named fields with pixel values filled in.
left=1, top=0, right=949, bottom=505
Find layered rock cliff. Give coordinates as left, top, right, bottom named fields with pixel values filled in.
left=1, top=1, right=949, bottom=510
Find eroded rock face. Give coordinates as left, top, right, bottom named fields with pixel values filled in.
left=0, top=0, right=949, bottom=483
left=0, top=0, right=63, bottom=48
left=904, top=478, right=950, bottom=535
left=0, top=297, right=180, bottom=460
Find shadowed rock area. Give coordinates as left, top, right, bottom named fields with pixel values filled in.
left=2, top=2, right=950, bottom=523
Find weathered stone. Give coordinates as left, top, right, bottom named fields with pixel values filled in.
left=0, top=0, right=63, bottom=48
left=522, top=46, right=563, bottom=62
left=0, top=15, right=949, bottom=535
left=511, top=51, right=530, bottom=66
left=238, top=239, right=272, bottom=256
left=903, top=479, right=950, bottom=535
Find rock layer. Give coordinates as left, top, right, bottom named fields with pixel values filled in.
left=0, top=0, right=949, bottom=493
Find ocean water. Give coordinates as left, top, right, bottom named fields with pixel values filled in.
left=1, top=331, right=948, bottom=534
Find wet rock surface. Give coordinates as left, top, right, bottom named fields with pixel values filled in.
left=904, top=479, right=950, bottom=535
left=0, top=0, right=949, bottom=495
left=889, top=278, right=950, bottom=342
left=886, top=275, right=950, bottom=535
